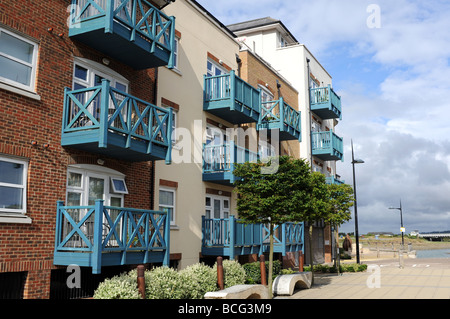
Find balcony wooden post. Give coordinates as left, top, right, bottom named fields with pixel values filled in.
left=104, top=0, right=114, bottom=34
left=163, top=209, right=171, bottom=266
left=229, top=70, right=236, bottom=111
left=98, top=79, right=110, bottom=148
left=92, top=200, right=104, bottom=274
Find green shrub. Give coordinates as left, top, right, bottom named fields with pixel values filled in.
left=302, top=263, right=367, bottom=273
left=214, top=259, right=246, bottom=288
left=243, top=260, right=282, bottom=284
left=93, top=272, right=141, bottom=299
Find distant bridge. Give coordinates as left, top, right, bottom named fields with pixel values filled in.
left=418, top=232, right=450, bottom=241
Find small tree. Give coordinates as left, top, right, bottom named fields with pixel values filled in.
left=325, top=183, right=354, bottom=275
left=233, top=155, right=314, bottom=298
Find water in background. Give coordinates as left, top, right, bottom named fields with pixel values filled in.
left=416, top=248, right=450, bottom=259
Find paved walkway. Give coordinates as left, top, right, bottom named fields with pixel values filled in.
left=280, top=258, right=450, bottom=299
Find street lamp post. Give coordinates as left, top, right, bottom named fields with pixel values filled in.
left=389, top=200, right=404, bottom=249
left=351, top=140, right=364, bottom=264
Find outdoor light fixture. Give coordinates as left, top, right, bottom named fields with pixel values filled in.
left=389, top=200, right=404, bottom=248
left=351, top=140, right=364, bottom=264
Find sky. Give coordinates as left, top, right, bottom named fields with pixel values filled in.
left=196, top=0, right=450, bottom=234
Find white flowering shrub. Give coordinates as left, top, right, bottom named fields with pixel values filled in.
left=144, top=266, right=191, bottom=299
left=179, top=263, right=217, bottom=298
left=93, top=261, right=247, bottom=299
left=93, top=273, right=141, bottom=299
left=213, top=259, right=246, bottom=288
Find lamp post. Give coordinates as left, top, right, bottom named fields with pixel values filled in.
left=351, top=140, right=364, bottom=264
left=389, top=200, right=404, bottom=249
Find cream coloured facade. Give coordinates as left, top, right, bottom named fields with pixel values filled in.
left=229, top=18, right=342, bottom=184
left=156, top=0, right=241, bottom=268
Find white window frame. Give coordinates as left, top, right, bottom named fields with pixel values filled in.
left=205, top=194, right=230, bottom=219
left=0, top=27, right=38, bottom=93
left=258, top=84, right=274, bottom=103
left=110, top=177, right=128, bottom=194
left=159, top=187, right=176, bottom=225
left=66, top=164, right=126, bottom=207
left=173, top=37, right=179, bottom=70
left=0, top=156, right=28, bottom=215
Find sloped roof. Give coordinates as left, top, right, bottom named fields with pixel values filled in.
left=227, top=17, right=298, bottom=43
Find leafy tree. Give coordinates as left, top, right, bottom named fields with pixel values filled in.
left=325, top=183, right=354, bottom=274
left=233, top=155, right=314, bottom=297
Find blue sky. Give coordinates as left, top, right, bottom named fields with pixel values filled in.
left=197, top=0, right=450, bottom=234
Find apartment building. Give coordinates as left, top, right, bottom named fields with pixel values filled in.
left=155, top=0, right=303, bottom=269
left=228, top=17, right=345, bottom=263
left=0, top=0, right=176, bottom=298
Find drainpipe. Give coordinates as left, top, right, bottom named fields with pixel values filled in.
left=306, top=58, right=313, bottom=171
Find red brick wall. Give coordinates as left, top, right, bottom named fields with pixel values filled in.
left=0, top=1, right=157, bottom=298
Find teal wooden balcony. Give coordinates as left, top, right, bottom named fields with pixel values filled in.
left=257, top=98, right=301, bottom=141
left=202, top=142, right=258, bottom=186
left=202, top=216, right=304, bottom=259
left=203, top=71, right=261, bottom=124
left=68, top=0, right=175, bottom=70
left=310, top=85, right=342, bottom=120
left=61, top=79, right=173, bottom=163
left=54, top=200, right=170, bottom=274
left=311, top=131, right=344, bottom=161
left=326, top=176, right=345, bottom=185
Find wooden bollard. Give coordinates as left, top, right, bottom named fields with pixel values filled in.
left=259, top=255, right=267, bottom=286
left=137, top=265, right=146, bottom=299
left=217, top=256, right=224, bottom=290
left=298, top=251, right=304, bottom=272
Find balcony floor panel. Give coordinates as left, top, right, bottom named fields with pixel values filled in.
left=202, top=172, right=235, bottom=186
left=311, top=106, right=341, bottom=120
left=204, top=102, right=260, bottom=125
left=70, top=23, right=170, bottom=70
left=62, top=130, right=168, bottom=162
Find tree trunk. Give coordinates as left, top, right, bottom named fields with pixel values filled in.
left=268, top=223, right=274, bottom=298
left=309, top=224, right=314, bottom=285
left=335, top=226, right=340, bottom=276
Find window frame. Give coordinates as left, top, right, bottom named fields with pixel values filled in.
left=0, top=27, right=38, bottom=93
left=0, top=156, right=28, bottom=215
left=66, top=165, right=126, bottom=207
left=110, top=177, right=129, bottom=194
left=159, top=187, right=176, bottom=225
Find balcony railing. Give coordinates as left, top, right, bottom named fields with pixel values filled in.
left=68, top=0, right=176, bottom=69
left=61, top=79, right=172, bottom=163
left=204, top=71, right=261, bottom=124
left=201, top=216, right=304, bottom=259
left=202, top=142, right=258, bottom=185
left=257, top=98, right=301, bottom=141
left=310, top=85, right=342, bottom=120
left=311, top=130, right=344, bottom=161
left=54, top=200, right=170, bottom=274
left=325, top=176, right=345, bottom=185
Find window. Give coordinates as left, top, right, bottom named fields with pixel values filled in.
left=159, top=188, right=175, bottom=225
left=205, top=195, right=230, bottom=219
left=0, top=157, right=28, bottom=214
left=173, top=37, right=179, bottom=69
left=111, top=177, right=128, bottom=194
left=259, top=85, right=274, bottom=103
left=278, top=33, right=288, bottom=48
left=66, top=165, right=127, bottom=207
left=0, top=28, right=38, bottom=92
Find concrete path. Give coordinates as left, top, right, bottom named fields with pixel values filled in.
left=279, top=258, right=450, bottom=299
